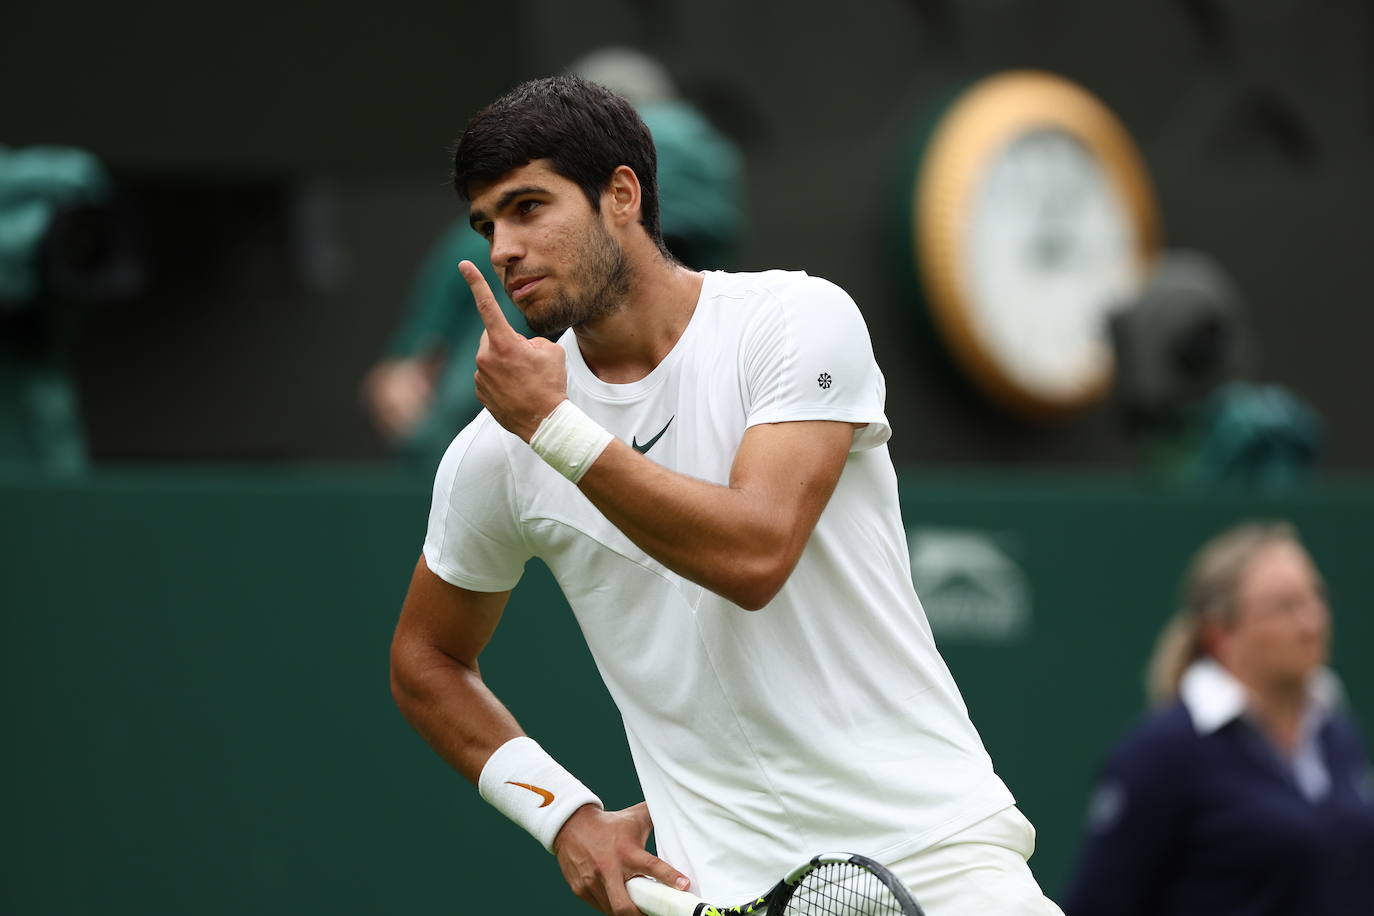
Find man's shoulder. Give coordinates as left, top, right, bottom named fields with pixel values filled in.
left=433, top=409, right=527, bottom=491
left=706, top=268, right=849, bottom=302
left=704, top=271, right=861, bottom=334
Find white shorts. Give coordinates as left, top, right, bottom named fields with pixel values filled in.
left=887, top=806, right=1064, bottom=916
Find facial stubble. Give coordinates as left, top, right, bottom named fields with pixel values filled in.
left=523, top=217, right=632, bottom=337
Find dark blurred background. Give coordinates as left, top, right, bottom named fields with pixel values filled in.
left=4, top=0, right=1370, bottom=468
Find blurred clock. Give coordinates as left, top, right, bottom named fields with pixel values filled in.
left=905, top=71, right=1161, bottom=420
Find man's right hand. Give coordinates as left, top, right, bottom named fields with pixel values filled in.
left=461, top=260, right=568, bottom=442
left=553, top=802, right=691, bottom=916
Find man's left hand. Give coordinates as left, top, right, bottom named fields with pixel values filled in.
left=553, top=802, right=691, bottom=916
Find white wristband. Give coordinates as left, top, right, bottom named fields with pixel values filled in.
left=477, top=736, right=603, bottom=853
left=529, top=400, right=614, bottom=483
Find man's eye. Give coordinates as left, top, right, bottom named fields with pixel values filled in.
left=518, top=200, right=541, bottom=215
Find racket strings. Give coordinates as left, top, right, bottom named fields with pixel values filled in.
left=782, top=862, right=907, bottom=916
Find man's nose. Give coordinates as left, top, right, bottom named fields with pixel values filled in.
left=490, top=225, right=524, bottom=271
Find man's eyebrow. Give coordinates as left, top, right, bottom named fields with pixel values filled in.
left=468, top=185, right=549, bottom=229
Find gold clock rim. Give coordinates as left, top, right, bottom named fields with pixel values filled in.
left=913, top=69, right=1162, bottom=421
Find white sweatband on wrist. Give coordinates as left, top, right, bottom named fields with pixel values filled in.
left=528, top=400, right=614, bottom=483
left=477, top=736, right=603, bottom=853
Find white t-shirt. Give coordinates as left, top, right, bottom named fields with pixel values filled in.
left=425, top=270, right=1015, bottom=902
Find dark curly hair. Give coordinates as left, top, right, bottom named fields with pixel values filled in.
left=452, top=76, right=666, bottom=252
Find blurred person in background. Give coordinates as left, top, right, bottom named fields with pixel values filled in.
left=0, top=144, right=139, bottom=475
left=361, top=48, right=745, bottom=471
left=1061, top=522, right=1374, bottom=915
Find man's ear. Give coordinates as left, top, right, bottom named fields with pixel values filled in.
left=603, top=165, right=643, bottom=228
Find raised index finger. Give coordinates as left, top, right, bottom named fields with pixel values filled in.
left=458, top=260, right=522, bottom=343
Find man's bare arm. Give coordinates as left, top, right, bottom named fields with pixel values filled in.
left=389, top=556, right=690, bottom=915
left=577, top=420, right=853, bottom=610
left=389, top=556, right=521, bottom=779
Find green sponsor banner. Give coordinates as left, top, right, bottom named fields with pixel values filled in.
left=4, top=471, right=1371, bottom=913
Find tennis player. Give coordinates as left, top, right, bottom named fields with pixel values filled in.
left=390, top=76, right=1063, bottom=916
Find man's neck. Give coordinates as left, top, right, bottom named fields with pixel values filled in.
left=574, top=255, right=704, bottom=384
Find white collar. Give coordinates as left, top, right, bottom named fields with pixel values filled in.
left=1178, top=658, right=1342, bottom=735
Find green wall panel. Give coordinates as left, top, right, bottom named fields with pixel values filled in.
left=4, top=471, right=1371, bottom=913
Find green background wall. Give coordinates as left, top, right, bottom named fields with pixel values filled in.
left=4, top=471, right=1371, bottom=914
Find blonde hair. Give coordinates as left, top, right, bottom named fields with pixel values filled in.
left=1145, top=521, right=1300, bottom=705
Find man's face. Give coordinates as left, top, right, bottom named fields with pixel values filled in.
left=467, top=160, right=630, bottom=336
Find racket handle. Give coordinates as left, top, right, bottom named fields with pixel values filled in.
left=626, top=876, right=707, bottom=916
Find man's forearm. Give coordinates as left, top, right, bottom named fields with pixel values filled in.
left=572, top=422, right=851, bottom=610
left=577, top=442, right=783, bottom=608
left=390, top=642, right=523, bottom=783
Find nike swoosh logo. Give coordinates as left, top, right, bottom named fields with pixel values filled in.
left=632, top=417, right=674, bottom=454
left=506, top=781, right=555, bottom=808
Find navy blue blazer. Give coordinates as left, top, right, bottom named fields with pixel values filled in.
left=1061, top=702, right=1374, bottom=916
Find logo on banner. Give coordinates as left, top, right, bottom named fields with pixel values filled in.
left=907, top=527, right=1031, bottom=643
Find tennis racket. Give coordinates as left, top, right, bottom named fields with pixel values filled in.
left=626, top=852, right=925, bottom=916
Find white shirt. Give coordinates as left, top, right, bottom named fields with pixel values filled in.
left=425, top=270, right=1015, bottom=901
left=1179, top=658, right=1341, bottom=802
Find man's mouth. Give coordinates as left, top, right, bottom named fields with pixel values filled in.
left=508, top=276, right=544, bottom=301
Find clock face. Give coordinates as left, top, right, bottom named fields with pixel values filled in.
left=966, top=127, right=1142, bottom=404
left=910, top=71, right=1160, bottom=419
